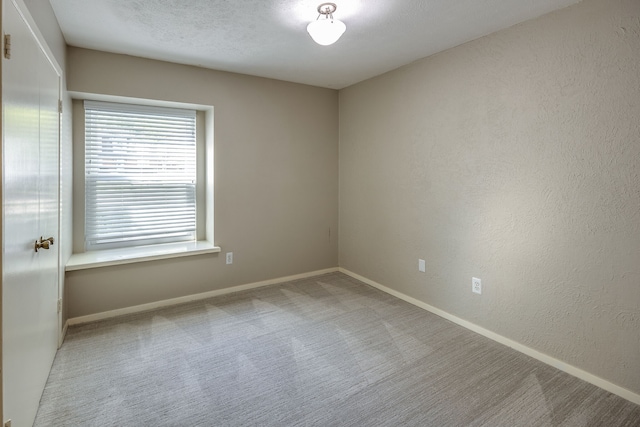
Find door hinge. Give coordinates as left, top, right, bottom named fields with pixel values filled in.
left=57, top=299, right=62, bottom=313
left=59, top=100, right=63, bottom=114
left=4, top=34, right=11, bottom=59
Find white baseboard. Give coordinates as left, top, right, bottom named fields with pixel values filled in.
left=67, top=267, right=339, bottom=326
left=339, top=268, right=640, bottom=406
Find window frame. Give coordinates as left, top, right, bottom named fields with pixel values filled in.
left=68, top=95, right=218, bottom=270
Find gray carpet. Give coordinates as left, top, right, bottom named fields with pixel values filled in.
left=35, top=272, right=640, bottom=426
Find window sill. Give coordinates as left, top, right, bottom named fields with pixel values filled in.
left=66, top=241, right=221, bottom=271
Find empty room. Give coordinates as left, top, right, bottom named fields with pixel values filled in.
left=1, top=0, right=639, bottom=425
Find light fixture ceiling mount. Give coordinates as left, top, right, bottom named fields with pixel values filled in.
left=307, top=2, right=346, bottom=46
left=316, top=2, right=337, bottom=16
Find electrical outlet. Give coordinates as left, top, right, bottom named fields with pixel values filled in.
left=418, top=259, right=426, bottom=272
left=226, top=252, right=233, bottom=264
left=472, top=277, right=482, bottom=295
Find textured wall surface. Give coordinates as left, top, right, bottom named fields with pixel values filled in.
left=339, top=0, right=640, bottom=394
left=66, top=48, right=338, bottom=318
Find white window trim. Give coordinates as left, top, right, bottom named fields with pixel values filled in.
left=67, top=93, right=218, bottom=271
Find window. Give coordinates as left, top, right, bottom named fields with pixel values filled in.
left=67, top=97, right=217, bottom=271
left=84, top=101, right=197, bottom=250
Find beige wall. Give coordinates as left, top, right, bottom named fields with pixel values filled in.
left=66, top=48, right=339, bottom=318
left=339, top=0, right=640, bottom=395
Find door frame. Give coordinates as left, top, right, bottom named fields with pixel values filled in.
left=1, top=3, right=4, bottom=423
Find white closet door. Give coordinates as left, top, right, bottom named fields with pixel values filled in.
left=2, top=0, right=61, bottom=425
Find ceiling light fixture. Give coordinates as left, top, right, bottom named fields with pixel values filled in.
left=307, top=3, right=346, bottom=46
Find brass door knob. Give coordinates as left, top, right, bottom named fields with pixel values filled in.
left=35, top=236, right=54, bottom=252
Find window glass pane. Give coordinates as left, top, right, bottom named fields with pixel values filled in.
left=84, top=101, right=196, bottom=250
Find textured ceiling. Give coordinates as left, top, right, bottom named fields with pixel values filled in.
left=49, top=0, right=581, bottom=89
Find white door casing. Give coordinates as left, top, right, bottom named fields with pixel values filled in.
left=2, top=0, right=61, bottom=425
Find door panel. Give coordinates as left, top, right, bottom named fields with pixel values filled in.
left=37, top=31, right=60, bottom=359
left=2, top=1, right=60, bottom=425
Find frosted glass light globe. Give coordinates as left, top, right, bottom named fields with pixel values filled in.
left=307, top=17, right=346, bottom=46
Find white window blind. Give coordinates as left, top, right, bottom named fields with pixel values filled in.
left=84, top=101, right=197, bottom=250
